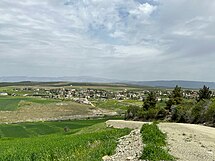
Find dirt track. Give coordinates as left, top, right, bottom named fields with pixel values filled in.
left=106, top=120, right=215, bottom=161
left=158, top=123, right=215, bottom=161
left=104, top=120, right=147, bottom=161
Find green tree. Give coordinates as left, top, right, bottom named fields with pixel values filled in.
left=197, top=85, right=212, bottom=101
left=143, top=91, right=157, bottom=110
left=166, top=85, right=183, bottom=110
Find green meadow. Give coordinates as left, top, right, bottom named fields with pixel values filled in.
left=0, top=119, right=108, bottom=138
left=0, top=96, right=59, bottom=111
left=0, top=119, right=131, bottom=161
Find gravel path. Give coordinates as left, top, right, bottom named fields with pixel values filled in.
left=158, top=123, right=215, bottom=161
left=106, top=120, right=147, bottom=129
left=103, top=129, right=143, bottom=161
left=103, top=120, right=149, bottom=161
left=104, top=120, right=215, bottom=161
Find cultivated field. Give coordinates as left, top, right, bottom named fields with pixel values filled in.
left=0, top=119, right=131, bottom=160
left=1, top=82, right=214, bottom=161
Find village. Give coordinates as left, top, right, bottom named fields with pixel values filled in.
left=0, top=86, right=204, bottom=107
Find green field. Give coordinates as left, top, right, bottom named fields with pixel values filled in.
left=93, top=99, right=143, bottom=111
left=0, top=96, right=59, bottom=111
left=0, top=119, right=130, bottom=161
left=0, top=119, right=109, bottom=138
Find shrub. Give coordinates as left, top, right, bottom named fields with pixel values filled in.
left=190, top=100, right=208, bottom=123
left=156, top=108, right=168, bottom=119
left=206, top=100, right=215, bottom=124
left=125, top=105, right=141, bottom=120
left=171, top=103, right=193, bottom=123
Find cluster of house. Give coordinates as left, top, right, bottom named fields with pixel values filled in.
left=8, top=87, right=208, bottom=102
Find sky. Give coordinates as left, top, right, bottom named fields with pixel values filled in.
left=0, top=0, right=215, bottom=81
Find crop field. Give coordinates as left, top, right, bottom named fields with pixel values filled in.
left=0, top=119, right=108, bottom=138
left=0, top=96, right=60, bottom=111
left=0, top=119, right=131, bottom=161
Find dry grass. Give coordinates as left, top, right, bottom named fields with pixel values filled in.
left=0, top=101, right=96, bottom=123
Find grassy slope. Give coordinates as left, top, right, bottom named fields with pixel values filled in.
left=0, top=119, right=109, bottom=138
left=94, top=99, right=143, bottom=111
left=140, top=123, right=175, bottom=161
left=0, top=120, right=130, bottom=161
left=0, top=96, right=60, bottom=111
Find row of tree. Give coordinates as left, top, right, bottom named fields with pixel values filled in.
left=125, top=85, right=215, bottom=126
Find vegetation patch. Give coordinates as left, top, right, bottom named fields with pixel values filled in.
left=140, top=123, right=175, bottom=161
left=94, top=99, right=128, bottom=110
left=0, top=122, right=130, bottom=161
left=0, top=96, right=59, bottom=111
left=0, top=119, right=110, bottom=138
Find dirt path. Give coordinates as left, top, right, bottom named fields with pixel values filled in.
left=158, top=123, right=215, bottom=161
left=105, top=120, right=215, bottom=161
left=103, top=120, right=149, bottom=161
left=106, top=120, right=147, bottom=129
left=103, top=129, right=143, bottom=161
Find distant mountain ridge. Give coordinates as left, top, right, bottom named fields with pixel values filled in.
left=0, top=76, right=119, bottom=83
left=0, top=76, right=215, bottom=89
left=129, top=80, right=215, bottom=89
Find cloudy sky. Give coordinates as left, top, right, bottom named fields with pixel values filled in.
left=0, top=0, right=215, bottom=81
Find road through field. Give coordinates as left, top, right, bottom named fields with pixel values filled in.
left=158, top=123, right=215, bottom=161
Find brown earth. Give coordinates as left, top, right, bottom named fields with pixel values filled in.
left=0, top=102, right=117, bottom=124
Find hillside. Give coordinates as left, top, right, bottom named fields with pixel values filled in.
left=1, top=77, right=215, bottom=89
left=128, top=80, right=215, bottom=89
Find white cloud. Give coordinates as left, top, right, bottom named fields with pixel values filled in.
left=0, top=0, right=215, bottom=81
left=131, top=3, right=157, bottom=16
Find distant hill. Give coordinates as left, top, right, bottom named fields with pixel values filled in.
left=0, top=77, right=215, bottom=89
left=129, top=80, right=215, bottom=89
left=0, top=76, right=119, bottom=83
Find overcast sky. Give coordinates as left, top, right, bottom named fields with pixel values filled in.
left=0, top=0, right=215, bottom=81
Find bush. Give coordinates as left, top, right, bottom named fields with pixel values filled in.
left=190, top=100, right=208, bottom=123
left=171, top=102, right=193, bottom=123
left=156, top=108, right=168, bottom=119
left=125, top=105, right=141, bottom=120
left=206, top=100, right=215, bottom=124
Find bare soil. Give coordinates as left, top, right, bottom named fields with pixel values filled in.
left=0, top=102, right=117, bottom=123
left=105, top=120, right=215, bottom=161
left=158, top=123, right=215, bottom=161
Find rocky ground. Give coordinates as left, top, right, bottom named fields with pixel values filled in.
left=103, top=129, right=143, bottom=161
left=158, top=123, right=215, bottom=161
left=104, top=120, right=215, bottom=161
left=103, top=120, right=148, bottom=161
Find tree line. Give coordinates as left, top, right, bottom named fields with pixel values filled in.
left=125, top=85, right=215, bottom=127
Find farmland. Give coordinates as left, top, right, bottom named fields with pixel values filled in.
left=0, top=96, right=60, bottom=111
left=0, top=119, right=109, bottom=138
left=0, top=119, right=131, bottom=160
left=0, top=82, right=214, bottom=160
